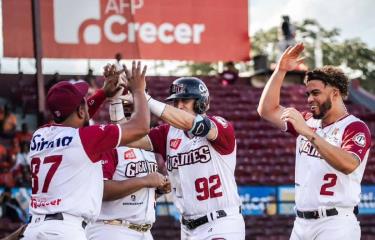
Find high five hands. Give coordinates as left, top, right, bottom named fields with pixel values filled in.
left=277, top=43, right=305, bottom=72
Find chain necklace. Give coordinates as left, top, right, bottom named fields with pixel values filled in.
left=320, top=112, right=349, bottom=138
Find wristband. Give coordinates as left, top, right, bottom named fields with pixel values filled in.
left=148, top=97, right=166, bottom=117
left=109, top=99, right=125, bottom=122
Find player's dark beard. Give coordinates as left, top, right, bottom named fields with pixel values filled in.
left=83, top=113, right=90, bottom=127
left=83, top=119, right=90, bottom=127
left=313, top=98, right=332, bottom=119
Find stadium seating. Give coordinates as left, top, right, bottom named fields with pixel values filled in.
left=151, top=216, right=181, bottom=239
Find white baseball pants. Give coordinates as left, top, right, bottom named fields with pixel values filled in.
left=21, top=213, right=87, bottom=240
left=290, top=208, right=360, bottom=240
left=181, top=213, right=245, bottom=240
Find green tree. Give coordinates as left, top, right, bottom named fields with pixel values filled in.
left=322, top=38, right=375, bottom=92
left=250, top=27, right=278, bottom=59
left=252, top=19, right=375, bottom=92
left=186, top=62, right=217, bottom=76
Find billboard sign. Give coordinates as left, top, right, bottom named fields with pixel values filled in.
left=3, top=0, right=250, bottom=61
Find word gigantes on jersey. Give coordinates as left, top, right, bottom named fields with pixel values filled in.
left=125, top=161, right=158, bottom=178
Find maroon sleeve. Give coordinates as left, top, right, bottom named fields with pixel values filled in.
left=79, top=124, right=120, bottom=162
left=285, top=111, right=312, bottom=137
left=209, top=116, right=235, bottom=155
left=100, top=149, right=118, bottom=180
left=87, top=89, right=106, bottom=118
left=148, top=124, right=170, bottom=159
left=341, top=121, right=372, bottom=162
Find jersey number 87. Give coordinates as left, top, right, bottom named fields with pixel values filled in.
left=30, top=155, right=63, bottom=194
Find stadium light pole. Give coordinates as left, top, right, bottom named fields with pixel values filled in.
left=299, top=25, right=323, bottom=68
left=31, top=0, right=46, bottom=125
left=314, top=31, right=323, bottom=68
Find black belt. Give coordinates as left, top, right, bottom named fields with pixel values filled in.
left=182, top=207, right=241, bottom=230
left=29, top=213, right=87, bottom=229
left=296, top=206, right=358, bottom=219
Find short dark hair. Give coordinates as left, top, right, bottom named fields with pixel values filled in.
left=53, top=115, right=67, bottom=123
left=304, top=66, right=349, bottom=97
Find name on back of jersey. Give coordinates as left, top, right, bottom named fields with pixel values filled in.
left=167, top=145, right=211, bottom=171
left=31, top=134, right=73, bottom=152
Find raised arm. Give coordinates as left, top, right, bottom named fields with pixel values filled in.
left=257, top=43, right=305, bottom=130
left=156, top=104, right=194, bottom=130
left=87, top=64, right=122, bottom=118
left=120, top=62, right=150, bottom=145
left=156, top=105, right=218, bottom=140
left=87, top=89, right=106, bottom=118
left=104, top=61, right=150, bottom=145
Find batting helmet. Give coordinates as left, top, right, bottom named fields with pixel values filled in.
left=165, top=77, right=210, bottom=114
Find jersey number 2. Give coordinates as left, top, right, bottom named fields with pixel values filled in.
left=31, top=155, right=63, bottom=194
left=195, top=174, right=223, bottom=201
left=320, top=173, right=337, bottom=196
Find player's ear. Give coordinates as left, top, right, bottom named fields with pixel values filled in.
left=76, top=103, right=86, bottom=119
left=332, top=88, right=340, bottom=99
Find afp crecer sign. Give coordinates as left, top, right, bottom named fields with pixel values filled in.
left=3, top=0, right=250, bottom=61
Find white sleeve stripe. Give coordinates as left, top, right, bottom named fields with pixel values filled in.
left=116, top=124, right=122, bottom=147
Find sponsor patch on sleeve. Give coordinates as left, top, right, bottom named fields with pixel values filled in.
left=213, top=116, right=228, bottom=128
left=353, top=132, right=366, bottom=147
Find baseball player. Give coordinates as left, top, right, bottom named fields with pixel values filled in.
left=257, top=43, right=372, bottom=240
left=110, top=73, right=245, bottom=239
left=86, top=93, right=171, bottom=240
left=22, top=62, right=150, bottom=240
